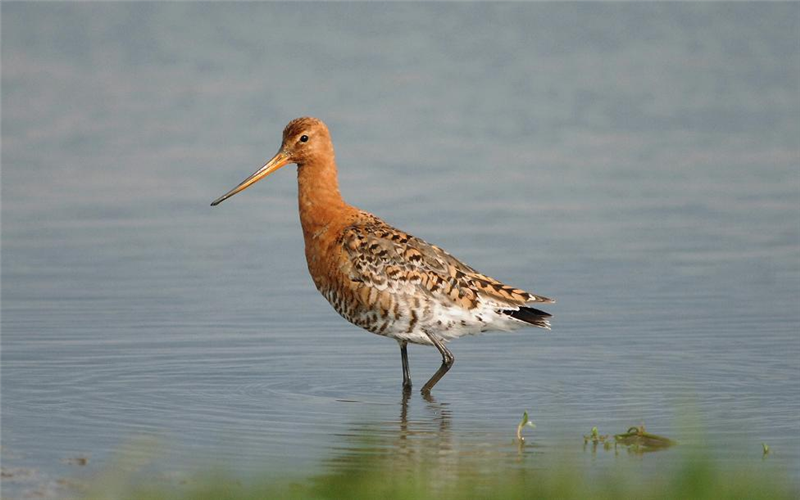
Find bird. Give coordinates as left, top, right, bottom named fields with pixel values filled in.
left=211, top=117, right=554, bottom=395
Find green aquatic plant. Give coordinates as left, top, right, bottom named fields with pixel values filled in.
left=583, top=426, right=612, bottom=451
left=763, top=443, right=770, bottom=456
left=516, top=410, right=536, bottom=441
left=583, top=426, right=609, bottom=445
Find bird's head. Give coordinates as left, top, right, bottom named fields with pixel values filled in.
left=211, top=117, right=333, bottom=206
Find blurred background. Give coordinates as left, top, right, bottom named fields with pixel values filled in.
left=2, top=3, right=798, bottom=498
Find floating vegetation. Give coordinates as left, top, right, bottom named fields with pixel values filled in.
left=516, top=411, right=536, bottom=441
left=62, top=456, right=90, bottom=466
left=763, top=443, right=771, bottom=457
left=582, top=424, right=676, bottom=454
left=613, top=425, right=676, bottom=454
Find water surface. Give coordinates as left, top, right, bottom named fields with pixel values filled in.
left=2, top=3, right=799, bottom=498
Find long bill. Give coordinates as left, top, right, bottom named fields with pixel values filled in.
left=210, top=151, right=291, bottom=206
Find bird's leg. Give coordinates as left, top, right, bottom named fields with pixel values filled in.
left=400, top=341, right=412, bottom=392
left=421, top=332, right=455, bottom=395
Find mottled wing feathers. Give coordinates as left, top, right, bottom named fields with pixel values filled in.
left=339, top=215, right=553, bottom=311
left=466, top=271, right=555, bottom=306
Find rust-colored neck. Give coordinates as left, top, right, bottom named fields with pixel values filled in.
left=296, top=155, right=351, bottom=244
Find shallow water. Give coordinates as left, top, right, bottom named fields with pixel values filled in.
left=2, top=3, right=799, bottom=497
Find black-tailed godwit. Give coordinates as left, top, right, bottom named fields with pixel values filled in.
left=211, top=117, right=554, bottom=394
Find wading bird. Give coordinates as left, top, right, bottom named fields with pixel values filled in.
left=211, top=117, right=554, bottom=394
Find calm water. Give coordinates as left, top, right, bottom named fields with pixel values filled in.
left=2, top=3, right=799, bottom=498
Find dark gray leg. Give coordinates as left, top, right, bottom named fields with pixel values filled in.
left=421, top=332, right=455, bottom=395
left=400, top=341, right=412, bottom=392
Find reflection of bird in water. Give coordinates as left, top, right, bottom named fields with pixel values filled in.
left=320, top=392, right=524, bottom=488
left=322, top=392, right=455, bottom=479
left=212, top=117, right=554, bottom=394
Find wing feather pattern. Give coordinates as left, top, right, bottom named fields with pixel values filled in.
left=339, top=215, right=554, bottom=314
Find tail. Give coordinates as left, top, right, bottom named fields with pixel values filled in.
left=503, top=306, right=552, bottom=330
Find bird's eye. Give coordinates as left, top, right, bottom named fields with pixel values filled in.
left=300, top=135, right=309, bottom=143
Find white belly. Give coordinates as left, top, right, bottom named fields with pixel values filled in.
left=325, top=289, right=526, bottom=346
